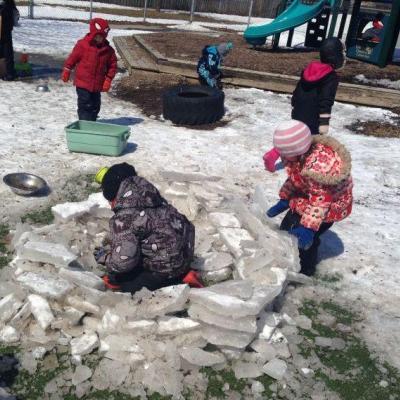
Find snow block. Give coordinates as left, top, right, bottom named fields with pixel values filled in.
left=201, top=324, right=255, bottom=349
left=193, top=252, right=233, bottom=272
left=28, top=294, right=55, bottom=330
left=179, top=347, right=226, bottom=367
left=70, top=333, right=99, bottom=356
left=18, top=240, right=77, bottom=267
left=17, top=272, right=74, bottom=299
left=218, top=228, right=255, bottom=259
left=157, top=317, right=200, bottom=335
left=59, top=268, right=105, bottom=291
left=0, top=294, right=23, bottom=324
left=262, top=358, right=288, bottom=380
left=209, top=212, right=241, bottom=228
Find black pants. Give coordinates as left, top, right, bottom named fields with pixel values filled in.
left=109, top=269, right=184, bottom=294
left=76, top=87, right=101, bottom=121
left=280, top=211, right=333, bottom=276
left=0, top=34, right=16, bottom=79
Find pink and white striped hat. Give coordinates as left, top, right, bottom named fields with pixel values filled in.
left=273, top=120, right=312, bottom=158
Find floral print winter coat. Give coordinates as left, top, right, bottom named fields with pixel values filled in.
left=279, top=136, right=353, bottom=231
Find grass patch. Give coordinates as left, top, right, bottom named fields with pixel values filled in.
left=0, top=224, right=11, bottom=268
left=346, top=120, right=400, bottom=138
left=317, top=272, right=343, bottom=284
left=298, top=299, right=400, bottom=400
left=21, top=206, right=54, bottom=225
left=0, top=344, right=20, bottom=356
left=62, top=173, right=100, bottom=203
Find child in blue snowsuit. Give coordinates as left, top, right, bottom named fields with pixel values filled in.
left=197, top=42, right=233, bottom=89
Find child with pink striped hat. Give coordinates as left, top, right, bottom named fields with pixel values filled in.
left=266, top=120, right=353, bottom=276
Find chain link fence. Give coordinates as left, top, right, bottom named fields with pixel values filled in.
left=14, top=0, right=283, bottom=22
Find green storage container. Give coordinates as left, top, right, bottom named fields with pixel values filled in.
left=65, top=120, right=131, bottom=157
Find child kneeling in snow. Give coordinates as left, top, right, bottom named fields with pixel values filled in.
left=266, top=120, right=353, bottom=276
left=61, top=18, right=117, bottom=121
left=197, top=42, right=233, bottom=89
left=93, top=163, right=199, bottom=293
left=263, top=37, right=346, bottom=172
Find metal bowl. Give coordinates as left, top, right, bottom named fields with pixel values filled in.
left=3, top=173, right=48, bottom=196
left=36, top=84, right=50, bottom=93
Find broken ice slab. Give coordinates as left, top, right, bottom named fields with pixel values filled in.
left=190, top=284, right=282, bottom=318
left=70, top=332, right=99, bottom=356
left=218, top=227, right=255, bottom=259
left=92, top=358, right=130, bottom=390
left=134, top=284, right=190, bottom=318
left=171, top=330, right=208, bottom=349
left=10, top=223, right=32, bottom=250
left=188, top=304, right=257, bottom=334
left=66, top=296, right=101, bottom=315
left=17, top=272, right=74, bottom=299
left=258, top=312, right=283, bottom=341
left=52, top=192, right=110, bottom=223
left=125, top=320, right=156, bottom=334
left=18, top=240, right=77, bottom=267
left=235, top=251, right=280, bottom=280
left=59, top=267, right=105, bottom=291
left=0, top=293, right=23, bottom=324
left=71, top=364, right=93, bottom=386
left=160, top=170, right=221, bottom=183
left=192, top=252, right=233, bottom=272
left=101, top=309, right=125, bottom=333
left=208, top=279, right=254, bottom=300
left=201, top=324, right=255, bottom=349
left=168, top=193, right=199, bottom=222
left=63, top=307, right=85, bottom=327
left=262, top=358, right=288, bottom=380
left=209, top=213, right=241, bottom=228
left=141, top=359, right=184, bottom=398
left=100, top=334, right=142, bottom=354
left=9, top=302, right=31, bottom=330
left=201, top=267, right=232, bottom=283
left=0, top=325, right=20, bottom=343
left=233, top=361, right=263, bottom=379
left=28, top=294, right=55, bottom=330
left=164, top=182, right=189, bottom=198
left=179, top=347, right=225, bottom=367
left=157, top=317, right=200, bottom=335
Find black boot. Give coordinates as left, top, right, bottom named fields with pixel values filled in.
left=299, top=238, right=320, bottom=276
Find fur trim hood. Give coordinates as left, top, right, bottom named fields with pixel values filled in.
left=301, top=135, right=352, bottom=186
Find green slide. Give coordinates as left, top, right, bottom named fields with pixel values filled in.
left=244, top=0, right=337, bottom=45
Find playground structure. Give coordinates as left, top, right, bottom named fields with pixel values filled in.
left=244, top=0, right=400, bottom=67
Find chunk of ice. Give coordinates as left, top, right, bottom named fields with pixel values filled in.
left=209, top=213, right=241, bottom=228
left=157, top=317, right=200, bottom=335
left=28, top=294, right=55, bottom=330
left=59, top=268, right=105, bottom=291
left=179, top=347, right=225, bottom=367
left=218, top=228, right=255, bottom=259
left=17, top=272, right=74, bottom=299
left=18, top=241, right=77, bottom=267
left=70, top=333, right=99, bottom=356
left=262, top=358, right=287, bottom=380
left=0, top=294, right=22, bottom=324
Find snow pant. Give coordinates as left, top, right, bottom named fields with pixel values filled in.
left=280, top=210, right=333, bottom=276
left=108, top=268, right=185, bottom=294
left=76, top=87, right=101, bottom=121
left=0, top=33, right=16, bottom=79
left=198, top=75, right=222, bottom=89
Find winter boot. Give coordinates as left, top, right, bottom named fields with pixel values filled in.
left=263, top=148, right=280, bottom=173
left=183, top=270, right=204, bottom=288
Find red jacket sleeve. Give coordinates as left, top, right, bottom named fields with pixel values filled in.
left=300, top=179, right=332, bottom=231
left=279, top=178, right=297, bottom=201
left=106, top=49, right=118, bottom=80
left=64, top=41, right=83, bottom=71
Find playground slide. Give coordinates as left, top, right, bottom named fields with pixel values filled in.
left=244, top=0, right=336, bottom=45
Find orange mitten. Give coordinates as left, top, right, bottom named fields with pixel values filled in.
left=61, top=68, right=71, bottom=83
left=102, top=77, right=112, bottom=92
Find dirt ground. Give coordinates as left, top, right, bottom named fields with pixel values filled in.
left=113, top=70, right=229, bottom=130
left=144, top=32, right=400, bottom=85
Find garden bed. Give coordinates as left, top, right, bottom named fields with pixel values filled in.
left=143, top=32, right=400, bottom=87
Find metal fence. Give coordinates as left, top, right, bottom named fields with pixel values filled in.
left=79, top=0, right=282, bottom=18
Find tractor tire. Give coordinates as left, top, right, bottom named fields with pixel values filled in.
left=163, top=85, right=225, bottom=126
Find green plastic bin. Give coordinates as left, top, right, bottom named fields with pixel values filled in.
left=65, top=120, right=131, bottom=157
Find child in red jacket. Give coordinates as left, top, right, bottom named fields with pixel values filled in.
left=61, top=18, right=117, bottom=121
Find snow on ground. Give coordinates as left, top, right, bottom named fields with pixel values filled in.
left=2, top=18, right=400, bottom=369
left=13, top=19, right=150, bottom=56
left=355, top=74, right=400, bottom=90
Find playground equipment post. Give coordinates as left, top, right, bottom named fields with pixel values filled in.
left=247, top=0, right=254, bottom=28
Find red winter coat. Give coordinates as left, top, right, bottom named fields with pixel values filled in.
left=279, top=136, right=353, bottom=231
left=64, top=35, right=117, bottom=93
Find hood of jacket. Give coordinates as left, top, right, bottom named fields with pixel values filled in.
left=301, top=135, right=352, bottom=186
left=302, top=61, right=334, bottom=84
left=202, top=45, right=218, bottom=57
left=87, top=17, right=110, bottom=43
left=113, top=176, right=165, bottom=211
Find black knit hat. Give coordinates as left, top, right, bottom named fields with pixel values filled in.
left=102, top=163, right=136, bottom=201
left=320, top=37, right=345, bottom=70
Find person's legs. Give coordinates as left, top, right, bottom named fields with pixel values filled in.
left=76, top=88, right=97, bottom=121
left=118, top=270, right=181, bottom=294
left=2, top=34, right=16, bottom=80
left=92, top=91, right=101, bottom=120
left=280, top=211, right=333, bottom=276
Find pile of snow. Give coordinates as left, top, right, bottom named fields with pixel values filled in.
left=355, top=74, right=400, bottom=91
left=0, top=174, right=302, bottom=397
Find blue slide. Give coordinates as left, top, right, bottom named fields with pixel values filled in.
left=244, top=0, right=337, bottom=45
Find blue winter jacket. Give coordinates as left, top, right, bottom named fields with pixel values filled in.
left=197, top=45, right=222, bottom=88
